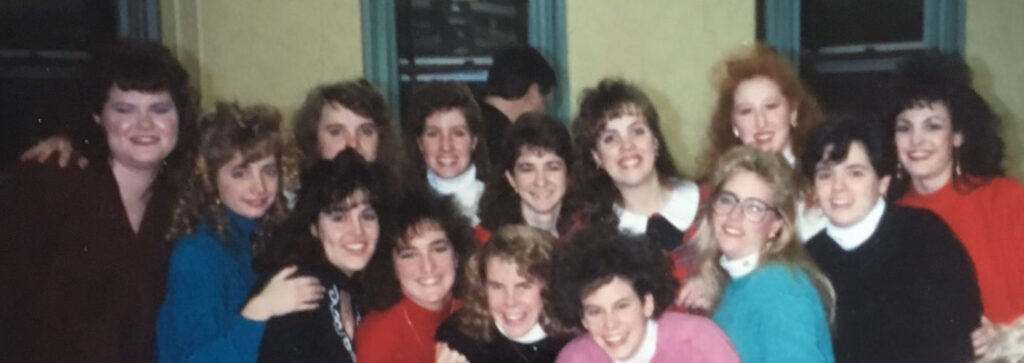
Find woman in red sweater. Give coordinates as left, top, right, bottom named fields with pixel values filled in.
left=356, top=189, right=476, bottom=363
left=886, top=51, right=1024, bottom=354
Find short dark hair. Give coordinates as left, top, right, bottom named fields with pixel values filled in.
left=404, top=82, right=490, bottom=180
left=885, top=50, right=1005, bottom=197
left=547, top=227, right=679, bottom=329
left=478, top=112, right=579, bottom=233
left=483, top=45, right=556, bottom=99
left=800, top=115, right=895, bottom=181
left=252, top=149, right=387, bottom=274
left=361, top=188, right=477, bottom=311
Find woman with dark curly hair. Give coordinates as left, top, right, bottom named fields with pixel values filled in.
left=156, top=103, right=324, bottom=363
left=547, top=228, right=738, bottom=362
left=253, top=149, right=387, bottom=363
left=405, top=82, right=491, bottom=226
left=476, top=113, right=579, bottom=242
left=886, top=51, right=1024, bottom=354
left=435, top=225, right=573, bottom=362
left=0, top=40, right=199, bottom=362
left=692, top=146, right=835, bottom=362
left=701, top=45, right=828, bottom=242
left=292, top=78, right=405, bottom=171
left=355, top=189, right=477, bottom=362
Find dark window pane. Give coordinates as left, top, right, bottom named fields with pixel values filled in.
left=801, top=0, right=923, bottom=50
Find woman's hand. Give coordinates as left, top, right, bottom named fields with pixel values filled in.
left=676, top=276, right=714, bottom=312
left=20, top=136, right=88, bottom=168
left=435, top=342, right=468, bottom=363
left=241, top=266, right=324, bottom=321
left=972, top=315, right=1000, bottom=356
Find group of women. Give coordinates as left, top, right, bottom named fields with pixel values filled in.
left=2, top=38, right=1022, bottom=363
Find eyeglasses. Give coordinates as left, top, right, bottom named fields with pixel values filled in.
left=710, top=192, right=779, bottom=223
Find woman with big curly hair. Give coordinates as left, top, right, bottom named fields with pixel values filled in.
left=156, top=103, right=323, bottom=363
left=886, top=51, right=1024, bottom=354
left=547, top=228, right=738, bottom=362
left=435, top=225, right=573, bottom=362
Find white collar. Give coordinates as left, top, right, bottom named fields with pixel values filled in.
left=427, top=165, right=478, bottom=195
left=616, top=319, right=658, bottom=363
left=497, top=322, right=548, bottom=344
left=719, top=251, right=760, bottom=278
left=615, top=180, right=700, bottom=234
left=826, top=199, right=886, bottom=251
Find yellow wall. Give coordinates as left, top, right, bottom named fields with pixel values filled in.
left=565, top=1, right=756, bottom=176
left=966, top=2, right=1024, bottom=180
left=160, top=0, right=364, bottom=117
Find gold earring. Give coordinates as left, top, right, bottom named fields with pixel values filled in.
left=896, top=163, right=903, bottom=180
left=954, top=148, right=963, bottom=177
left=732, top=128, right=740, bottom=138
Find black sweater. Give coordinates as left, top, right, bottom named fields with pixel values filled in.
left=257, top=264, right=362, bottom=363
left=806, top=206, right=981, bottom=363
left=435, top=316, right=569, bottom=363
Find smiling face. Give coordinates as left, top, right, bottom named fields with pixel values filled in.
left=580, top=276, right=654, bottom=361
left=711, top=170, right=783, bottom=260
left=591, top=113, right=660, bottom=189
left=317, top=102, right=379, bottom=162
left=814, top=142, right=890, bottom=227
left=393, top=222, right=457, bottom=311
left=731, top=76, right=796, bottom=153
left=312, top=190, right=379, bottom=276
left=485, top=257, right=545, bottom=339
left=95, top=87, right=179, bottom=171
left=893, top=102, right=962, bottom=191
left=506, top=147, right=567, bottom=215
left=418, top=109, right=478, bottom=179
left=216, top=153, right=280, bottom=219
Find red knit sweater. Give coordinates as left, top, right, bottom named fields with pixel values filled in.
left=899, top=177, right=1024, bottom=324
left=355, top=297, right=459, bottom=363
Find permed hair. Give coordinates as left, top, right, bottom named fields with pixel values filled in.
left=252, top=149, right=388, bottom=275
left=885, top=50, right=1005, bottom=198
left=702, top=44, right=825, bottom=178
left=292, top=79, right=404, bottom=172
left=404, top=82, right=491, bottom=181
left=691, top=146, right=835, bottom=319
left=483, top=45, right=557, bottom=99
left=361, top=188, right=477, bottom=311
left=166, top=102, right=289, bottom=245
left=455, top=225, right=574, bottom=341
left=547, top=227, right=679, bottom=329
left=571, top=78, right=683, bottom=227
left=477, top=112, right=579, bottom=234
left=82, top=39, right=198, bottom=192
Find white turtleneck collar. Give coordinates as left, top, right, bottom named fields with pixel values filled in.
left=616, top=319, right=658, bottom=363
left=720, top=251, right=760, bottom=278
left=615, top=180, right=700, bottom=234
left=496, top=322, right=548, bottom=344
left=826, top=198, right=886, bottom=251
left=427, top=165, right=484, bottom=226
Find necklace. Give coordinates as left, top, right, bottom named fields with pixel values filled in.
left=506, top=338, right=536, bottom=363
left=400, top=300, right=455, bottom=351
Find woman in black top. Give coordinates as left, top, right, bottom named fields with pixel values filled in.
left=435, top=225, right=573, bottom=362
left=255, top=149, right=388, bottom=362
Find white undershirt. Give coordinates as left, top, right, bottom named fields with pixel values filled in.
left=825, top=198, right=886, bottom=251
left=496, top=322, right=548, bottom=344
left=616, top=319, right=658, bottom=363
left=427, top=165, right=484, bottom=226
left=720, top=251, right=761, bottom=279
left=615, top=180, right=700, bottom=234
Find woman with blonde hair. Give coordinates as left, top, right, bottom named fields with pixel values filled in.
left=693, top=146, right=835, bottom=362
left=435, top=225, right=573, bottom=362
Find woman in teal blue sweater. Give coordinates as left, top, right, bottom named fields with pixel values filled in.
left=156, top=103, right=323, bottom=362
left=688, top=146, right=835, bottom=363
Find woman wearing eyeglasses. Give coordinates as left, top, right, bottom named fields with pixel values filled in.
left=692, top=146, right=835, bottom=363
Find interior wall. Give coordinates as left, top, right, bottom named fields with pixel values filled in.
left=565, top=1, right=756, bottom=176
left=160, top=0, right=364, bottom=118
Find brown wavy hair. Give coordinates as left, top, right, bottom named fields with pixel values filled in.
left=403, top=82, right=490, bottom=182
left=571, top=78, right=683, bottom=227
left=702, top=44, right=825, bottom=179
left=455, top=225, right=574, bottom=341
left=292, top=79, right=404, bottom=173
left=166, top=102, right=291, bottom=243
left=691, top=146, right=835, bottom=320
